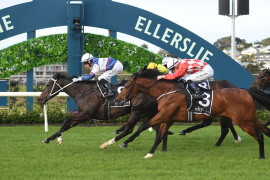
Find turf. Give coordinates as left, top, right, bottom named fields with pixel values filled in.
left=1, top=125, right=270, bottom=180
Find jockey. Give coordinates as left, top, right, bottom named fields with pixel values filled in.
left=146, top=56, right=171, bottom=74
left=157, top=58, right=214, bottom=100
left=72, top=53, right=123, bottom=98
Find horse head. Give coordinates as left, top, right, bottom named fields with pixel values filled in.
left=250, top=68, right=270, bottom=91
left=115, top=68, right=162, bottom=105
left=38, top=72, right=73, bottom=104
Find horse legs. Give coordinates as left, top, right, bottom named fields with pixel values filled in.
left=179, top=119, right=212, bottom=135
left=144, top=122, right=172, bottom=158
left=226, top=118, right=241, bottom=143
left=42, top=112, right=90, bottom=145
left=239, top=122, right=265, bottom=159
left=215, top=117, right=241, bottom=146
left=113, top=124, right=126, bottom=134
left=257, top=131, right=265, bottom=159
left=119, top=120, right=151, bottom=148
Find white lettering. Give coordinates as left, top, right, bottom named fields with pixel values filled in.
left=153, top=24, right=161, bottom=39
left=170, top=32, right=182, bottom=48
left=187, top=42, right=196, bottom=57
left=195, top=47, right=205, bottom=59
left=161, top=28, right=173, bottom=43
left=179, top=38, right=191, bottom=52
left=2, top=15, right=14, bottom=31
left=201, top=50, right=213, bottom=61
left=134, top=16, right=146, bottom=32
left=0, top=24, right=3, bottom=33
left=144, top=20, right=152, bottom=35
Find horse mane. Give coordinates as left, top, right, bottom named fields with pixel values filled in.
left=53, top=72, right=97, bottom=85
left=137, top=67, right=163, bottom=79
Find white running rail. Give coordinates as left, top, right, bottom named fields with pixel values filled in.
left=0, top=92, right=69, bottom=132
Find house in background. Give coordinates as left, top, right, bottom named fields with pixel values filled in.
left=10, top=63, right=67, bottom=85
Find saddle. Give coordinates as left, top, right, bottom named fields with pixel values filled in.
left=97, top=80, right=130, bottom=120
left=178, top=80, right=213, bottom=121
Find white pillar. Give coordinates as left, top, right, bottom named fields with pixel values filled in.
left=44, top=103, right=48, bottom=132
left=231, top=0, right=236, bottom=60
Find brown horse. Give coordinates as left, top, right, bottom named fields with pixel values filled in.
left=107, top=80, right=241, bottom=149
left=115, top=68, right=270, bottom=159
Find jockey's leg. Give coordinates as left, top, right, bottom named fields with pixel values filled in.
left=187, top=80, right=203, bottom=100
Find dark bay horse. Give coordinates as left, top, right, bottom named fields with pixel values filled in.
left=115, top=68, right=270, bottom=159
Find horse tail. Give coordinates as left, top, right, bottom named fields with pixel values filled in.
left=254, top=120, right=270, bottom=137
left=248, top=89, right=270, bottom=111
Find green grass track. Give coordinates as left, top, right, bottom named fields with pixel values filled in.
left=1, top=125, right=270, bottom=180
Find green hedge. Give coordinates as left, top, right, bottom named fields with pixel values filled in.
left=1, top=110, right=270, bottom=124
left=0, top=110, right=130, bottom=124
left=0, top=33, right=162, bottom=78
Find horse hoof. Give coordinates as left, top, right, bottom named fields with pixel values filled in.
left=179, top=131, right=186, bottom=136
left=119, top=143, right=127, bottom=148
left=144, top=153, right=153, bottom=159
left=167, top=130, right=174, bottom=135
left=113, top=131, right=119, bottom=134
left=235, top=136, right=242, bottom=143
left=58, top=139, right=63, bottom=146
left=100, top=144, right=107, bottom=149
left=42, top=139, right=49, bottom=144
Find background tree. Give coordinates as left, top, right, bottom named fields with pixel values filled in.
left=262, top=37, right=270, bottom=46
left=245, top=64, right=260, bottom=74
left=213, top=36, right=248, bottom=50
left=157, top=49, right=177, bottom=58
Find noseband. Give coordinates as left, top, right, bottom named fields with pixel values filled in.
left=45, top=78, right=74, bottom=101
left=120, top=76, right=159, bottom=102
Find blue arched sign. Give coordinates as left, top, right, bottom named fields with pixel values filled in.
left=0, top=0, right=253, bottom=109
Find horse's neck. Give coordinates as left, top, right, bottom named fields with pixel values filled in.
left=138, top=79, right=173, bottom=100
left=63, top=81, right=97, bottom=98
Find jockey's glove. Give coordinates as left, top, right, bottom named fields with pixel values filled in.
left=72, top=77, right=82, bottom=82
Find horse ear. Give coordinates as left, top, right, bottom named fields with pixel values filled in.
left=53, top=72, right=61, bottom=79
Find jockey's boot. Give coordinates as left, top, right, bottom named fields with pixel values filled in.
left=188, top=81, right=203, bottom=100
left=104, top=81, right=114, bottom=98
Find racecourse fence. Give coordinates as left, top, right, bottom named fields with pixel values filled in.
left=0, top=92, right=68, bottom=132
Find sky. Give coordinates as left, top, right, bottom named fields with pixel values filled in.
left=0, top=0, right=270, bottom=53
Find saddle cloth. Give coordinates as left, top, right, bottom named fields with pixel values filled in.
left=184, top=80, right=213, bottom=118
left=97, top=80, right=130, bottom=120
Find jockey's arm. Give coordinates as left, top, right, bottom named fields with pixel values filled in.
left=164, top=63, right=188, bottom=80
left=81, top=64, right=100, bottom=81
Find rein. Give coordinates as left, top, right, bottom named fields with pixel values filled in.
left=47, top=78, right=74, bottom=99
left=123, top=78, right=160, bottom=102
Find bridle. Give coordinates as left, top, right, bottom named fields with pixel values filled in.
left=45, top=78, right=74, bottom=101
left=119, top=75, right=159, bottom=103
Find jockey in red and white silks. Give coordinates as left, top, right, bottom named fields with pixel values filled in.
left=163, top=59, right=214, bottom=82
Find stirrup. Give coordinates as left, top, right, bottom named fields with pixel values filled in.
left=104, top=91, right=114, bottom=98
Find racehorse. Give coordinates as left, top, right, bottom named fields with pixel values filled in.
left=104, top=80, right=241, bottom=149
left=115, top=68, right=270, bottom=159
